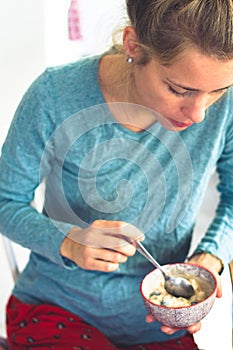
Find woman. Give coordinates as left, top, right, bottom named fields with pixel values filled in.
left=0, top=1, right=233, bottom=349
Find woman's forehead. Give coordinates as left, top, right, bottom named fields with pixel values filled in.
left=159, top=50, right=233, bottom=92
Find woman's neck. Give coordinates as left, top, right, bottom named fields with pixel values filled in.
left=99, top=54, right=135, bottom=103
left=98, top=54, right=157, bottom=132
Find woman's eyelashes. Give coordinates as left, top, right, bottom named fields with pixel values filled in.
left=168, top=85, right=228, bottom=98
left=168, top=85, right=192, bottom=97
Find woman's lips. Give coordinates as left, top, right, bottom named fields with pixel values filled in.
left=168, top=119, right=193, bottom=128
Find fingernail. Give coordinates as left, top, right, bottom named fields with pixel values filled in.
left=162, top=327, right=174, bottom=335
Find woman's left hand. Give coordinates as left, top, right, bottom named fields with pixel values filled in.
left=146, top=314, right=202, bottom=334
left=146, top=252, right=223, bottom=334
left=187, top=252, right=223, bottom=297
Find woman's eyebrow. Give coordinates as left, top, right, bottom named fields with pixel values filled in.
left=166, top=78, right=233, bottom=92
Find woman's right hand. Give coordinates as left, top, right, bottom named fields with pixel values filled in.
left=60, top=220, right=144, bottom=272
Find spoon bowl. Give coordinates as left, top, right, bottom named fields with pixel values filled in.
left=136, top=241, right=194, bottom=298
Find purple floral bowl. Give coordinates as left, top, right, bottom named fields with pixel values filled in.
left=140, top=262, right=217, bottom=328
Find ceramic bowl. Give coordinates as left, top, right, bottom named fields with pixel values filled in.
left=140, top=262, right=217, bottom=328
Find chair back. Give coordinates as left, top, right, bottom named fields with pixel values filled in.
left=1, top=235, right=19, bottom=282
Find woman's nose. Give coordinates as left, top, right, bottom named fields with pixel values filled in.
left=181, top=97, right=207, bottom=124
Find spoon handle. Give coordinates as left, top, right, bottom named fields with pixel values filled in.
left=135, top=241, right=168, bottom=280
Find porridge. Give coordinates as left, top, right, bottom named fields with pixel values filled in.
left=149, top=275, right=213, bottom=307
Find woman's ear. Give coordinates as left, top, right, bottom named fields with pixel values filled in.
left=123, top=26, right=139, bottom=58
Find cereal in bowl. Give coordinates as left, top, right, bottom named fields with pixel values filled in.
left=149, top=275, right=212, bottom=307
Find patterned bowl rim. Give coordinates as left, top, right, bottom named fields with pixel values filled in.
left=140, top=262, right=217, bottom=310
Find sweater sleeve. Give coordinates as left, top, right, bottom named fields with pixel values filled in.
left=194, top=96, right=233, bottom=264
left=0, top=70, right=75, bottom=268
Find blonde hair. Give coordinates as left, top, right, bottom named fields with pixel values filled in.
left=124, top=0, right=233, bottom=64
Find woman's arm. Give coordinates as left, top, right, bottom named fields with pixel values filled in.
left=0, top=71, right=74, bottom=267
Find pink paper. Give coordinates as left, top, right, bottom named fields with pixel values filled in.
left=68, top=0, right=82, bottom=40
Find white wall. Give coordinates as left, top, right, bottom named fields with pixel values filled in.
left=0, top=0, right=45, bottom=149
left=43, top=0, right=126, bottom=66
left=0, top=0, right=126, bottom=147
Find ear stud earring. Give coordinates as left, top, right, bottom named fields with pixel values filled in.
left=127, top=56, right=134, bottom=63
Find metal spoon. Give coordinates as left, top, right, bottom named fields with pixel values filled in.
left=136, top=241, right=195, bottom=298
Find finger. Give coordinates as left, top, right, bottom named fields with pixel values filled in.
left=146, top=314, right=156, bottom=323
left=146, top=314, right=181, bottom=332
left=90, top=222, right=139, bottom=254
left=160, top=326, right=179, bottom=335
left=84, top=221, right=139, bottom=251
left=215, top=276, right=222, bottom=298
left=99, top=237, right=137, bottom=256
left=119, top=221, right=145, bottom=242
left=207, top=270, right=222, bottom=298
left=92, top=220, right=122, bottom=229
left=93, top=234, right=137, bottom=255
left=92, top=259, right=119, bottom=272
left=216, top=287, right=222, bottom=298
left=161, top=321, right=202, bottom=335
left=69, top=221, right=123, bottom=248
left=187, top=322, right=201, bottom=334
left=146, top=315, right=202, bottom=335
left=94, top=248, right=129, bottom=264
left=79, top=254, right=120, bottom=272
left=93, top=220, right=145, bottom=243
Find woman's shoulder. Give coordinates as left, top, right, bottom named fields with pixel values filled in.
left=23, top=54, right=102, bottom=101
left=44, top=54, right=102, bottom=85
left=29, top=54, right=104, bottom=115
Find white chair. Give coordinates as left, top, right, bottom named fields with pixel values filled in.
left=0, top=235, right=20, bottom=349
left=2, top=235, right=19, bottom=283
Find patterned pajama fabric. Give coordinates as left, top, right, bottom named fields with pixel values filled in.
left=6, top=296, right=198, bottom=350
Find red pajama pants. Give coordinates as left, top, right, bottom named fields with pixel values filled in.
left=6, top=295, right=199, bottom=350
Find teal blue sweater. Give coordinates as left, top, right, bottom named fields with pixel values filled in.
left=0, top=55, right=233, bottom=346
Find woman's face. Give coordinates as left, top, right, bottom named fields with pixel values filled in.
left=133, top=49, right=233, bottom=131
